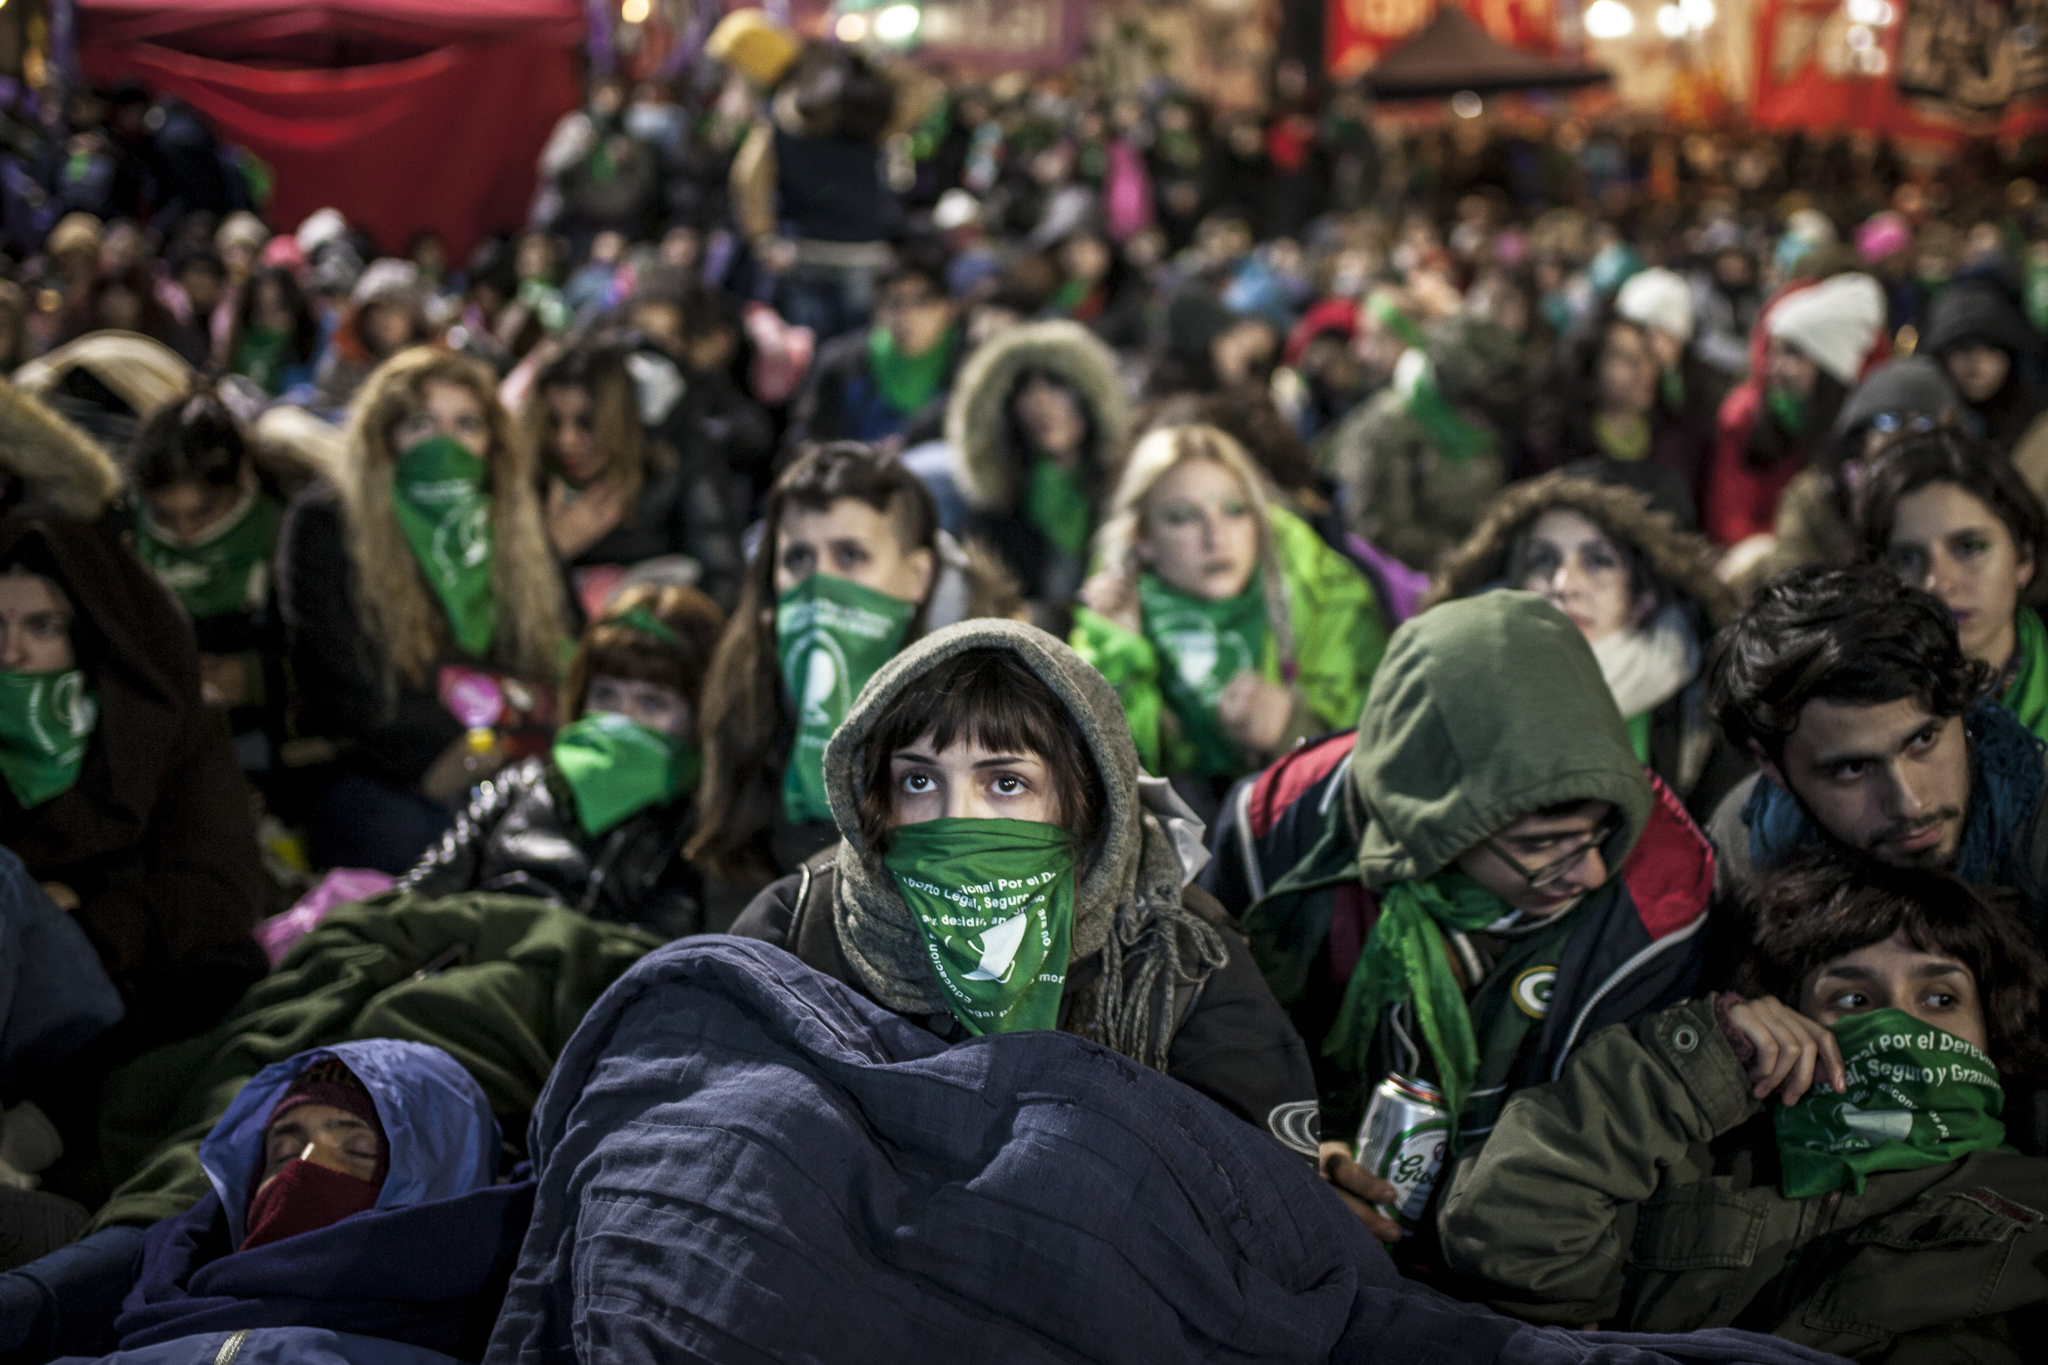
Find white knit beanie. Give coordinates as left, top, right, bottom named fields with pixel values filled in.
left=1766, top=273, right=1885, bottom=386
left=1615, top=268, right=1694, bottom=343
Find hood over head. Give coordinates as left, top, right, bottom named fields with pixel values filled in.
left=14, top=331, right=196, bottom=460
left=1921, top=280, right=2041, bottom=362
left=1833, top=356, right=1958, bottom=440
left=0, top=381, right=123, bottom=520
left=821, top=619, right=1223, bottom=1067
left=199, top=1039, right=500, bottom=1249
left=946, top=319, right=1129, bottom=513
left=1352, top=591, right=1652, bottom=890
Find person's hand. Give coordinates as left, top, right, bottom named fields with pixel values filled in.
left=199, top=653, right=251, bottom=709
left=39, top=882, right=78, bottom=912
left=1217, top=673, right=1296, bottom=756
left=545, top=478, right=627, bottom=560
left=421, top=733, right=507, bottom=808
left=1078, top=573, right=1140, bottom=635
left=1725, top=995, right=1847, bottom=1105
left=1318, top=1140, right=1404, bottom=1245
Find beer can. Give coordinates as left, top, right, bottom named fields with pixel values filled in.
left=1352, top=1074, right=1452, bottom=1230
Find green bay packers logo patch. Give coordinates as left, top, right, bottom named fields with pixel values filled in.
left=1512, top=966, right=1556, bottom=1019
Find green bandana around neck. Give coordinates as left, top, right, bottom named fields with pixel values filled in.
left=1766, top=387, right=1808, bottom=437
left=867, top=322, right=957, bottom=418
left=134, top=486, right=279, bottom=622
left=234, top=325, right=289, bottom=394
left=551, top=710, right=697, bottom=837
left=881, top=816, right=1076, bottom=1036
left=1024, top=456, right=1093, bottom=558
left=1593, top=412, right=1651, bottom=463
left=776, top=574, right=917, bottom=826
left=391, top=436, right=497, bottom=659
left=0, top=669, right=97, bottom=809
left=1626, top=711, right=1653, bottom=763
left=610, top=606, right=680, bottom=647
left=1137, top=570, right=1271, bottom=776
left=1323, top=869, right=1514, bottom=1133
left=1775, top=1007, right=2007, bottom=1199
left=1395, top=349, right=1495, bottom=465
left=2000, top=606, right=2048, bottom=744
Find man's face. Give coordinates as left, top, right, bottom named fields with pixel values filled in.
left=1455, top=800, right=1619, bottom=918
left=1764, top=697, right=1970, bottom=867
left=878, top=277, right=955, bottom=357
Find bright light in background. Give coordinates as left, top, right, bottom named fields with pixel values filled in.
left=1656, top=5, right=1687, bottom=36
left=835, top=11, right=869, bottom=41
left=1584, top=0, right=1636, bottom=39
left=1846, top=23, right=1874, bottom=49
left=621, top=0, right=650, bottom=23
left=1845, top=0, right=1895, bottom=23
left=1451, top=90, right=1483, bottom=118
left=1680, top=0, right=1716, bottom=26
left=873, top=3, right=921, bottom=42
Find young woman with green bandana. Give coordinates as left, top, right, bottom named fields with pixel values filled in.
left=688, top=443, right=1023, bottom=910
left=783, top=251, right=962, bottom=454
left=1072, top=423, right=1386, bottom=812
left=1858, top=427, right=2048, bottom=746
left=400, top=584, right=724, bottom=937
left=728, top=620, right=1317, bottom=1137
left=280, top=348, right=570, bottom=874
left=1441, top=853, right=2048, bottom=1348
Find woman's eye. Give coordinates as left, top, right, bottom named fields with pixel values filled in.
left=1925, top=991, right=1959, bottom=1009
left=1161, top=505, right=1200, bottom=527
left=1954, top=535, right=1990, bottom=560
left=1887, top=547, right=1928, bottom=578
left=1222, top=500, right=1250, bottom=518
left=1584, top=548, right=1619, bottom=572
left=1831, top=990, right=1870, bottom=1010
left=992, top=775, right=1025, bottom=796
left=781, top=547, right=813, bottom=573
left=834, top=546, right=869, bottom=570
left=900, top=772, right=933, bottom=793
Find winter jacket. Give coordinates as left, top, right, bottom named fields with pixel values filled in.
left=1199, top=593, right=1714, bottom=1139
left=947, top=320, right=1129, bottom=609
left=0, top=386, right=268, bottom=1041
left=553, top=440, right=742, bottom=614
left=781, top=327, right=961, bottom=456
left=1422, top=475, right=1752, bottom=823
left=398, top=757, right=702, bottom=940
left=1441, top=996, right=2048, bottom=1361
left=1071, top=506, right=1388, bottom=779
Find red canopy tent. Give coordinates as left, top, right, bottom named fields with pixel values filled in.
left=73, top=0, right=588, bottom=257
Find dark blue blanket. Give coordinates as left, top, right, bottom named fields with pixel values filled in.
left=485, top=938, right=1844, bottom=1365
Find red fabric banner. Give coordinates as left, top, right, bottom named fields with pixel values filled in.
left=1328, top=0, right=1558, bottom=80
left=78, top=1, right=584, bottom=257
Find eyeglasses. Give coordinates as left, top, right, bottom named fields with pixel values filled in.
left=1868, top=411, right=1939, bottom=436
left=1486, top=809, right=1625, bottom=891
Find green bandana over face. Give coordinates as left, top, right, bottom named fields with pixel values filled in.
left=866, top=322, right=957, bottom=417
left=882, top=817, right=1076, bottom=1036
left=1324, top=869, right=1514, bottom=1135
left=1767, top=387, right=1808, bottom=437
left=392, top=436, right=496, bottom=659
left=1024, top=456, right=1093, bottom=558
left=776, top=574, right=917, bottom=825
left=2001, top=606, right=2048, bottom=744
left=1137, top=570, right=1271, bottom=776
left=0, top=669, right=97, bottom=809
left=134, top=487, right=279, bottom=622
left=1775, top=1008, right=2006, bottom=1199
left=551, top=711, right=698, bottom=837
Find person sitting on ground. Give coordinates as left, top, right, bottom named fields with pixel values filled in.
left=1705, top=565, right=2048, bottom=920
left=400, top=584, right=724, bottom=939
left=783, top=243, right=963, bottom=455
left=17, top=1040, right=529, bottom=1364
left=687, top=442, right=1021, bottom=918
left=1440, top=852, right=2048, bottom=1357
left=1199, top=591, right=1713, bottom=1248
left=279, top=348, right=570, bottom=874
left=1858, top=426, right=2048, bottom=746
left=522, top=339, right=742, bottom=614
left=727, top=620, right=1319, bottom=1139
left=1423, top=474, right=1750, bottom=822
left=1072, top=424, right=1386, bottom=819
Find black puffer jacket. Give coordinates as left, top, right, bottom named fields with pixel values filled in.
left=398, top=757, right=702, bottom=938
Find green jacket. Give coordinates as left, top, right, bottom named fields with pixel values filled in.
left=1439, top=996, right=2048, bottom=1361
left=86, top=892, right=659, bottom=1230
left=1070, top=506, right=1388, bottom=776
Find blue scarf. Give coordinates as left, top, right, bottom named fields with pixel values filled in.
left=1745, top=698, right=2045, bottom=884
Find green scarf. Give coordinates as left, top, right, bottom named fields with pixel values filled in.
left=1024, top=455, right=1093, bottom=558
left=776, top=574, right=917, bottom=826
left=882, top=816, right=1076, bottom=1036
left=391, top=436, right=496, bottom=660
left=1395, top=350, right=1495, bottom=466
left=233, top=325, right=289, bottom=394
left=517, top=278, right=571, bottom=334
left=1626, top=711, right=1653, bottom=764
left=134, top=487, right=280, bottom=622
left=0, top=669, right=96, bottom=809
left=551, top=710, right=699, bottom=837
left=1367, top=293, right=1429, bottom=351
left=1775, top=1008, right=2007, bottom=1199
left=1138, top=570, right=1271, bottom=777
left=2000, top=606, right=2048, bottom=744
left=1324, top=869, right=1513, bottom=1132
left=1593, top=412, right=1651, bottom=462
left=866, top=323, right=957, bottom=417
left=1767, top=388, right=1807, bottom=437
left=1459, top=903, right=1585, bottom=1140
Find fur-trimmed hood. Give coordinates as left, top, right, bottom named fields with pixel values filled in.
left=0, top=381, right=124, bottom=520
left=1421, top=473, right=1739, bottom=630
left=946, top=320, right=1129, bottom=513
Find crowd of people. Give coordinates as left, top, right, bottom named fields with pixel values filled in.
left=0, top=7, right=2046, bottom=1360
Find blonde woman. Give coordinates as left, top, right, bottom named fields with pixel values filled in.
left=1071, top=424, right=1387, bottom=806
left=279, top=347, right=570, bottom=872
